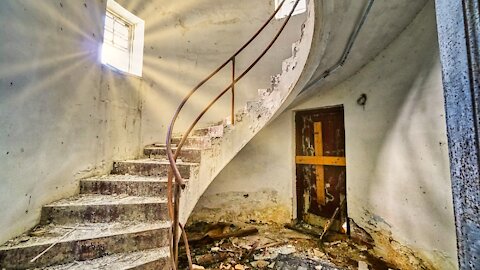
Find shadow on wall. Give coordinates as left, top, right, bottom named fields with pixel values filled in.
left=345, top=5, right=457, bottom=268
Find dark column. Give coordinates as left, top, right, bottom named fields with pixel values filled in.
left=435, top=0, right=480, bottom=269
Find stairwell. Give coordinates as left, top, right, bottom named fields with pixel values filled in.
left=0, top=0, right=317, bottom=269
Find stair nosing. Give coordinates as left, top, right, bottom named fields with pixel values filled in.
left=0, top=221, right=170, bottom=251
left=43, top=194, right=167, bottom=207
left=171, top=135, right=208, bottom=139
left=81, top=175, right=169, bottom=183
left=144, top=146, right=202, bottom=151
left=115, top=159, right=199, bottom=166
left=41, top=247, right=170, bottom=270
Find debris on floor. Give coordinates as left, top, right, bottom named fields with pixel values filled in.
left=187, top=222, right=259, bottom=246
left=180, top=221, right=396, bottom=270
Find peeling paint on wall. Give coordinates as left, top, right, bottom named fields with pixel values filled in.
left=190, top=190, right=291, bottom=225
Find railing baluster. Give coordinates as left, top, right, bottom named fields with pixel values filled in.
left=231, top=57, right=236, bottom=125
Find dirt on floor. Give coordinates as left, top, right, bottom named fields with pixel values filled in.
left=179, top=221, right=397, bottom=270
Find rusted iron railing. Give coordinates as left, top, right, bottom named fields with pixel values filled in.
left=165, top=0, right=302, bottom=269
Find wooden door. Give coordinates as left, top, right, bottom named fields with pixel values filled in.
left=295, top=106, right=347, bottom=230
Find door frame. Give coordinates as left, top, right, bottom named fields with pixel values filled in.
left=293, top=105, right=349, bottom=233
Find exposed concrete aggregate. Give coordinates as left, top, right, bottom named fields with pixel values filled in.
left=80, top=175, right=169, bottom=197
left=84, top=175, right=168, bottom=183
left=0, top=221, right=170, bottom=250
left=144, top=146, right=202, bottom=163
left=112, top=158, right=198, bottom=178
left=42, top=247, right=170, bottom=270
left=44, top=194, right=166, bottom=206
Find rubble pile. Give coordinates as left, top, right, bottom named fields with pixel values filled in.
left=179, top=221, right=395, bottom=270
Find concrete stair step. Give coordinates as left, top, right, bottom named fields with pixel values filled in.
left=170, top=136, right=211, bottom=149
left=144, top=146, right=201, bottom=163
left=112, top=159, right=197, bottom=178
left=191, top=127, right=211, bottom=137
left=150, top=143, right=177, bottom=148
left=43, top=247, right=170, bottom=270
left=40, top=194, right=168, bottom=224
left=80, top=175, right=170, bottom=197
left=0, top=222, right=170, bottom=269
left=173, top=124, right=224, bottom=138
left=173, top=129, right=208, bottom=138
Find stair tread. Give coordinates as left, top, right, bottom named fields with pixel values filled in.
left=42, top=247, right=170, bottom=270
left=44, top=194, right=167, bottom=207
left=82, top=175, right=169, bottom=183
left=151, top=142, right=176, bottom=146
left=116, top=159, right=199, bottom=165
left=0, top=221, right=170, bottom=251
left=144, top=146, right=201, bottom=151
left=171, top=135, right=207, bottom=139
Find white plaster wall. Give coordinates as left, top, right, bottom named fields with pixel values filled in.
left=0, top=0, right=144, bottom=244
left=196, top=1, right=458, bottom=268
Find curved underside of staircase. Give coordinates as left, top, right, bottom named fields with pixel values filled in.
left=175, top=0, right=319, bottom=225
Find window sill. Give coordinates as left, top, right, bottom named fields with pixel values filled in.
left=102, top=63, right=143, bottom=80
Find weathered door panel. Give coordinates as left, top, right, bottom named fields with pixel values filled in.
left=295, top=106, right=346, bottom=229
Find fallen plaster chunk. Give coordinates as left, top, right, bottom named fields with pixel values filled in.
left=253, top=245, right=296, bottom=261
left=277, top=245, right=296, bottom=255
left=312, top=248, right=325, bottom=259
left=358, top=261, right=369, bottom=270
left=251, top=260, right=269, bottom=269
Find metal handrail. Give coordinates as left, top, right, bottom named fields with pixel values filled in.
left=165, top=0, right=302, bottom=269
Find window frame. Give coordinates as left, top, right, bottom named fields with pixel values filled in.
left=101, top=0, right=144, bottom=77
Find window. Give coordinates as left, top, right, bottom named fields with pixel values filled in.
left=101, top=0, right=144, bottom=76
left=275, top=0, right=307, bottom=19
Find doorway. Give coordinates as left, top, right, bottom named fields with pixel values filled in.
left=295, top=106, right=347, bottom=232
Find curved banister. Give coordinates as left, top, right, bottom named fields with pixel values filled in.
left=165, top=0, right=289, bottom=186
left=165, top=0, right=302, bottom=269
